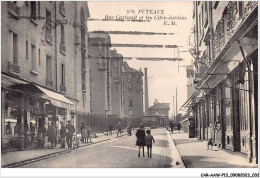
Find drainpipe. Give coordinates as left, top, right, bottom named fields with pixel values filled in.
left=55, top=2, right=58, bottom=92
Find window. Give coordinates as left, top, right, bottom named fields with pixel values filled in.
left=26, top=41, right=29, bottom=59
left=31, top=44, right=36, bottom=70
left=38, top=49, right=41, bottom=65
left=31, top=1, right=36, bottom=21
left=61, top=24, right=65, bottom=45
left=46, top=55, right=52, bottom=80
left=13, top=32, right=18, bottom=65
left=61, top=64, right=65, bottom=85
left=46, top=9, right=51, bottom=34
left=129, top=100, right=133, bottom=108
left=239, top=2, right=245, bottom=19
left=38, top=2, right=40, bottom=17
left=83, top=93, right=86, bottom=107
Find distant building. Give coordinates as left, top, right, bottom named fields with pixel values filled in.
left=88, top=32, right=111, bottom=117
left=122, top=62, right=143, bottom=121
left=142, top=100, right=170, bottom=127
left=109, top=49, right=123, bottom=118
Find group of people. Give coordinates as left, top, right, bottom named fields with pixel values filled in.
left=169, top=121, right=182, bottom=134
left=135, top=124, right=155, bottom=158
left=80, top=122, right=92, bottom=143
left=37, top=120, right=75, bottom=149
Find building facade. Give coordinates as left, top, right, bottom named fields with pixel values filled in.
left=88, top=32, right=112, bottom=118
left=182, top=1, right=258, bottom=164
left=142, top=100, right=170, bottom=127
left=1, top=1, right=90, bottom=150
left=122, top=62, right=144, bottom=124
left=109, top=49, right=123, bottom=118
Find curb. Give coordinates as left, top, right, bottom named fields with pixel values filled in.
left=2, top=134, right=127, bottom=168
left=166, top=131, right=186, bottom=168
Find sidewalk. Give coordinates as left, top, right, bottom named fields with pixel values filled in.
left=1, top=130, right=127, bottom=168
left=170, top=131, right=258, bottom=168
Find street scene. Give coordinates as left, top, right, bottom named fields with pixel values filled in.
left=1, top=0, right=259, bottom=174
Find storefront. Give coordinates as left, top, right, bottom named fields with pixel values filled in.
left=1, top=79, right=75, bottom=151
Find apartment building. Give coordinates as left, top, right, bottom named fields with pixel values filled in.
left=182, top=1, right=258, bottom=163
left=1, top=1, right=90, bottom=150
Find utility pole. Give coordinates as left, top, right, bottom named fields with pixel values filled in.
left=176, top=87, right=178, bottom=120
left=173, top=96, right=175, bottom=120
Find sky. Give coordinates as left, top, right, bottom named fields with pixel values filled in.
left=88, top=1, right=194, bottom=116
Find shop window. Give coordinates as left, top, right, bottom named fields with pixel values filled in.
left=98, top=42, right=102, bottom=56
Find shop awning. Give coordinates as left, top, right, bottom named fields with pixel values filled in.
left=34, top=85, right=75, bottom=110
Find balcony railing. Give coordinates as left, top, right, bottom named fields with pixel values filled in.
left=97, top=62, right=107, bottom=70
left=46, top=31, right=53, bottom=45
left=60, top=84, right=66, bottom=93
left=8, top=61, right=20, bottom=76
left=46, top=79, right=53, bottom=88
left=60, top=3, right=65, bottom=16
left=60, top=43, right=66, bottom=55
left=8, top=2, right=20, bottom=19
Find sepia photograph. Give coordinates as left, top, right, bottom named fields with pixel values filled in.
left=0, top=0, right=259, bottom=177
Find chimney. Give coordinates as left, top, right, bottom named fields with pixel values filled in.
left=144, top=68, right=149, bottom=113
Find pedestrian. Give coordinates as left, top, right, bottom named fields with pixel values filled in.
left=36, top=125, right=46, bottom=148
left=48, top=121, right=57, bottom=148
left=80, top=122, right=86, bottom=143
left=169, top=121, right=174, bottom=134
left=5, top=121, right=12, bottom=135
left=207, top=123, right=214, bottom=150
left=177, top=123, right=182, bottom=133
left=214, top=117, right=222, bottom=149
left=86, top=124, right=92, bottom=143
left=136, top=124, right=146, bottom=157
left=30, top=122, right=36, bottom=143
left=66, top=120, right=75, bottom=148
left=60, top=121, right=66, bottom=148
left=127, top=122, right=132, bottom=136
left=116, top=122, right=121, bottom=137
left=108, top=124, right=113, bottom=136
left=145, top=130, right=155, bottom=158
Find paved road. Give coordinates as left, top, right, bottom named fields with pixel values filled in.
left=22, top=129, right=173, bottom=168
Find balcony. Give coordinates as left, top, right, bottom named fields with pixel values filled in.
left=46, top=31, right=53, bottom=45
left=60, top=84, right=66, bottom=93
left=60, top=43, right=66, bottom=55
left=46, top=79, right=53, bottom=88
left=60, top=3, right=65, bottom=17
left=82, top=83, right=86, bottom=92
left=97, top=62, right=107, bottom=70
left=8, top=61, right=20, bottom=76
left=8, top=2, right=20, bottom=19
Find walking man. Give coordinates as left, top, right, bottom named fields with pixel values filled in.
left=60, top=121, right=66, bottom=149
left=116, top=122, right=121, bottom=137
left=169, top=121, right=174, bottom=134
left=66, top=120, right=75, bottom=148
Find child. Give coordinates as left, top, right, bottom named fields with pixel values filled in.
left=145, top=130, right=155, bottom=158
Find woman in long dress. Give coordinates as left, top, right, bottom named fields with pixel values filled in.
left=136, top=124, right=146, bottom=157
left=214, top=117, right=222, bottom=149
